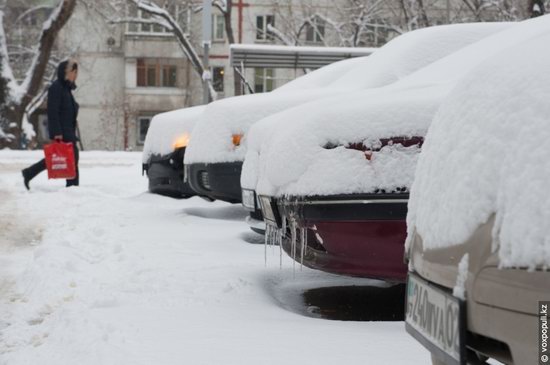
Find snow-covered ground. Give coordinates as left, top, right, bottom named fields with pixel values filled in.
left=0, top=151, right=429, bottom=365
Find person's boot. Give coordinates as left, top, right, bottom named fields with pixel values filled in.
left=22, top=169, right=31, bottom=190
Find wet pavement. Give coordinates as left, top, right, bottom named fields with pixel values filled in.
left=302, top=284, right=405, bottom=321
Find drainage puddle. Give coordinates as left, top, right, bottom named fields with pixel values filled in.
left=302, top=284, right=405, bottom=321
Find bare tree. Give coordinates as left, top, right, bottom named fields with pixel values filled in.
left=529, top=0, right=546, bottom=16
left=0, top=0, right=76, bottom=148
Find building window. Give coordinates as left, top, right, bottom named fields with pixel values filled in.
left=212, top=67, right=224, bottom=92
left=254, top=68, right=274, bottom=93
left=137, top=59, right=178, bottom=88
left=126, top=5, right=182, bottom=35
left=256, top=15, right=275, bottom=41
left=213, top=14, right=225, bottom=41
left=137, top=116, right=152, bottom=145
left=306, top=17, right=325, bottom=43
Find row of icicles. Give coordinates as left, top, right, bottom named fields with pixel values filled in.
left=264, top=215, right=309, bottom=277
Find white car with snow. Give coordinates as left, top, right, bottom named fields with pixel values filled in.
left=183, top=55, right=369, bottom=204
left=405, top=19, right=550, bottom=365
left=142, top=106, right=204, bottom=198
left=241, top=22, right=512, bottom=234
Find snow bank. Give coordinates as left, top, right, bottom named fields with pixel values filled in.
left=142, top=106, right=205, bottom=163
left=0, top=150, right=430, bottom=365
left=406, top=21, right=550, bottom=268
left=186, top=23, right=511, bottom=165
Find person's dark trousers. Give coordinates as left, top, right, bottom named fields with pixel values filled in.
left=66, top=144, right=79, bottom=187
left=22, top=143, right=79, bottom=188
left=23, top=159, right=47, bottom=183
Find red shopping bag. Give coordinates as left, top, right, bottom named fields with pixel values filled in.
left=44, top=142, right=76, bottom=179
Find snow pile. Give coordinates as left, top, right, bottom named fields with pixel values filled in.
left=142, top=106, right=204, bottom=163
left=186, top=23, right=511, bottom=165
left=0, top=151, right=429, bottom=365
left=407, top=23, right=550, bottom=268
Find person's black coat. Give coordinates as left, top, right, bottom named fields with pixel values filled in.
left=47, top=61, right=79, bottom=142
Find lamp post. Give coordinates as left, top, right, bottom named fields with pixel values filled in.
left=202, top=0, right=212, bottom=104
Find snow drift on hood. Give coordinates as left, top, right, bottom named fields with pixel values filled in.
left=185, top=22, right=512, bottom=165
left=407, top=23, right=550, bottom=269
left=254, top=86, right=445, bottom=197
left=142, top=106, right=205, bottom=164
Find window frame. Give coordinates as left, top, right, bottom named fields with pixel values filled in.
left=213, top=14, right=225, bottom=41
left=212, top=67, right=225, bottom=92
left=125, top=5, right=182, bottom=36
left=256, top=15, right=275, bottom=41
left=136, top=59, right=178, bottom=88
left=254, top=68, right=275, bottom=93
left=305, top=16, right=325, bottom=43
left=137, top=116, right=152, bottom=145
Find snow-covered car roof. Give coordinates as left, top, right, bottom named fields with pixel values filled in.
left=142, top=106, right=205, bottom=164
left=406, top=21, right=550, bottom=269
left=185, top=22, right=511, bottom=165
left=252, top=16, right=549, bottom=198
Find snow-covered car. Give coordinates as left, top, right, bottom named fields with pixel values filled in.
left=404, top=24, right=550, bottom=365
left=255, top=16, right=549, bottom=281
left=183, top=56, right=366, bottom=203
left=240, top=22, right=512, bottom=234
left=184, top=22, right=508, bottom=205
left=142, top=106, right=204, bottom=198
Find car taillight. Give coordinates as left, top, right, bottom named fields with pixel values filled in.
left=232, top=134, right=243, bottom=147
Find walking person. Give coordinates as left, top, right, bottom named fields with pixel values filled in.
left=22, top=59, right=80, bottom=190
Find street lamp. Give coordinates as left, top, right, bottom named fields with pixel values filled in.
left=202, top=0, right=212, bottom=104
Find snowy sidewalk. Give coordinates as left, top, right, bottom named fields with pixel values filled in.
left=0, top=151, right=428, bottom=365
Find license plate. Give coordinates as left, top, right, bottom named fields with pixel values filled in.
left=405, top=273, right=466, bottom=365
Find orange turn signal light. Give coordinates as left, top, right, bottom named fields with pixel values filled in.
left=232, top=134, right=243, bottom=147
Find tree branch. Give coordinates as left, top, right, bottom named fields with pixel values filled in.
left=20, top=0, right=77, bottom=107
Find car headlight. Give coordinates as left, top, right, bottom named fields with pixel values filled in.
left=259, top=195, right=281, bottom=227
left=241, top=189, right=256, bottom=211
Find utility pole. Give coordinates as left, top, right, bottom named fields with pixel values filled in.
left=202, top=0, right=212, bottom=104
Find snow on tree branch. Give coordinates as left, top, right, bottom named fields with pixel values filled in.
left=20, top=0, right=76, bottom=107
left=0, top=12, right=19, bottom=101
left=0, top=0, right=76, bottom=147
